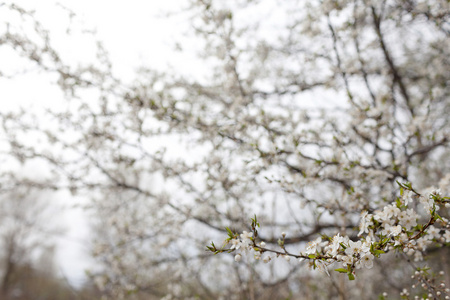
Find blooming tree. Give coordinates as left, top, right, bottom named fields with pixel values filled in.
left=1, top=0, right=450, bottom=299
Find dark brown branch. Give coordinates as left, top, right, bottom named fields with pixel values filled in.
left=371, top=6, right=413, bottom=116
left=406, top=138, right=448, bottom=163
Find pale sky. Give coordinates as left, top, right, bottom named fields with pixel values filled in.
left=2, top=0, right=197, bottom=107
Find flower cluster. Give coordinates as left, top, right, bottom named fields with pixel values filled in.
left=208, top=182, right=450, bottom=284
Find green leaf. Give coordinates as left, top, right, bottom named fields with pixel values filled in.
left=396, top=180, right=405, bottom=189
left=308, top=254, right=316, bottom=259
left=372, top=249, right=385, bottom=257
left=251, top=214, right=260, bottom=228
left=334, top=268, right=348, bottom=273
left=320, top=233, right=331, bottom=241
left=347, top=273, right=355, bottom=280
left=226, top=227, right=234, bottom=238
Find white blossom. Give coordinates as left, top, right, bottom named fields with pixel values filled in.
left=444, top=231, right=450, bottom=243
left=345, top=240, right=369, bottom=256
left=358, top=211, right=373, bottom=236
left=359, top=253, right=374, bottom=269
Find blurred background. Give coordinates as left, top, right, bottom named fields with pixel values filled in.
left=0, top=0, right=449, bottom=299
